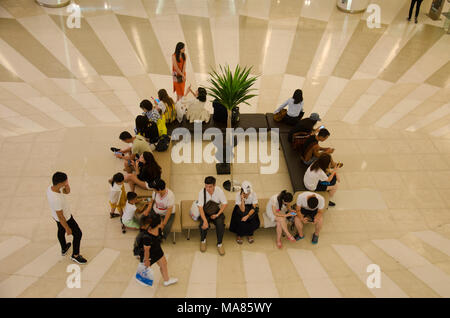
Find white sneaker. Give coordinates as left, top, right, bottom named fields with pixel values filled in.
left=163, top=278, right=178, bottom=287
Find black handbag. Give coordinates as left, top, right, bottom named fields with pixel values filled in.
left=203, top=188, right=220, bottom=216
left=176, top=74, right=183, bottom=83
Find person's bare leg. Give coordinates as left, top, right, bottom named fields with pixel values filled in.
left=335, top=172, right=341, bottom=183
left=327, top=184, right=338, bottom=198
left=276, top=219, right=283, bottom=243
left=279, top=218, right=293, bottom=239
left=157, top=256, right=169, bottom=281
left=125, top=174, right=137, bottom=192
left=314, top=217, right=323, bottom=236
left=294, top=216, right=304, bottom=237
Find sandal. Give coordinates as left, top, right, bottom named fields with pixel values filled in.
left=276, top=240, right=282, bottom=249
left=248, top=237, right=254, bottom=244
left=236, top=237, right=243, bottom=245
left=288, top=236, right=296, bottom=242
left=110, top=212, right=120, bottom=218
left=336, top=162, right=344, bottom=168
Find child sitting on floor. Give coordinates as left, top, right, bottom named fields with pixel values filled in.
left=121, top=192, right=152, bottom=233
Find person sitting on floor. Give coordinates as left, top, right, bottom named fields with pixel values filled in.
left=303, top=153, right=340, bottom=207
left=122, top=191, right=152, bottom=233
left=274, top=89, right=305, bottom=125
left=124, top=151, right=161, bottom=192
left=143, top=179, right=175, bottom=240
left=108, top=172, right=126, bottom=219
left=140, top=99, right=161, bottom=124
left=265, top=190, right=297, bottom=249
left=135, top=115, right=159, bottom=145
left=229, top=181, right=260, bottom=245
left=110, top=131, right=153, bottom=174
left=183, top=85, right=210, bottom=123
left=156, top=89, right=177, bottom=124
left=293, top=191, right=326, bottom=244
left=288, top=112, right=322, bottom=142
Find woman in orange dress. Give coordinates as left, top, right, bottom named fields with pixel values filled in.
left=172, top=42, right=186, bottom=101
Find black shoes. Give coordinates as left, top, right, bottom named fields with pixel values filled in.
left=111, top=147, right=120, bottom=153
left=122, top=224, right=127, bottom=234
left=415, top=17, right=418, bottom=24
left=61, top=243, right=71, bottom=256
left=312, top=233, right=319, bottom=244
left=110, top=212, right=120, bottom=218
left=407, top=17, right=411, bottom=22
left=71, top=255, right=87, bottom=264
left=329, top=201, right=336, bottom=207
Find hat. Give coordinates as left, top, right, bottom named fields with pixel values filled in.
left=241, top=181, right=252, bottom=194
left=309, top=113, right=321, bottom=121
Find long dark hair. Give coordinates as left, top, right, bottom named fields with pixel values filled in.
left=175, top=42, right=185, bottom=63
left=310, top=153, right=331, bottom=172
left=135, top=115, right=149, bottom=136
left=197, top=87, right=207, bottom=102
left=158, top=89, right=174, bottom=107
left=293, top=89, right=303, bottom=104
left=277, top=190, right=293, bottom=210
left=111, top=172, right=124, bottom=187
left=142, top=151, right=162, bottom=180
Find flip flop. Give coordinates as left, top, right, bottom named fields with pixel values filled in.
left=248, top=237, right=254, bottom=244
left=276, top=241, right=282, bottom=249
left=236, top=237, right=243, bottom=245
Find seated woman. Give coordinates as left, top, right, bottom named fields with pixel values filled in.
left=181, top=85, right=210, bottom=123
left=124, top=151, right=162, bottom=192
left=265, top=190, right=296, bottom=249
left=135, top=115, right=159, bottom=145
left=303, top=153, right=340, bottom=207
left=140, top=99, right=161, bottom=124
left=144, top=179, right=176, bottom=240
left=229, top=181, right=260, bottom=244
left=157, top=89, right=177, bottom=124
left=274, top=89, right=304, bottom=125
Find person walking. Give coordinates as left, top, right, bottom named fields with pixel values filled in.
left=46, top=172, right=87, bottom=264
left=407, top=0, right=424, bottom=24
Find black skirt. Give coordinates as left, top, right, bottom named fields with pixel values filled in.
left=229, top=204, right=260, bottom=236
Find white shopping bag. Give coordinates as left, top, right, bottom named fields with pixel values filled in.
left=190, top=200, right=200, bottom=221
left=136, top=263, right=154, bottom=286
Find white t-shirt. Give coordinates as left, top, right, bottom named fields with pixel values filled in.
left=152, top=189, right=175, bottom=215
left=122, top=202, right=137, bottom=222
left=109, top=183, right=123, bottom=204
left=266, top=194, right=288, bottom=214
left=235, top=192, right=258, bottom=206
left=197, top=187, right=228, bottom=207
left=304, top=165, right=328, bottom=191
left=296, top=192, right=325, bottom=211
left=47, top=185, right=71, bottom=222
left=274, top=98, right=304, bottom=117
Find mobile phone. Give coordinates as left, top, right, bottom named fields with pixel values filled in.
left=290, top=212, right=297, bottom=216
left=319, top=125, right=325, bottom=129
left=155, top=98, right=160, bottom=103
left=114, top=151, right=124, bottom=156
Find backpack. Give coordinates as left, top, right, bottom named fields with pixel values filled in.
left=291, top=132, right=310, bottom=151
left=155, top=134, right=170, bottom=152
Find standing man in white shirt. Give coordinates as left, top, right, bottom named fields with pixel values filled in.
left=46, top=172, right=87, bottom=264
left=197, top=176, right=228, bottom=255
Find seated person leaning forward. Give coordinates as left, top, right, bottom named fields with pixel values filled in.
left=124, top=151, right=162, bottom=192
left=301, top=128, right=342, bottom=167
left=293, top=191, right=326, bottom=245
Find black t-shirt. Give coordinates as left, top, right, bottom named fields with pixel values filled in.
left=288, top=118, right=317, bottom=142
left=139, top=228, right=164, bottom=263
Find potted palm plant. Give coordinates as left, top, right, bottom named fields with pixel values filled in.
left=207, top=65, right=258, bottom=192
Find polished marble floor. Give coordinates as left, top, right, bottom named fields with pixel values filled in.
left=0, top=0, right=449, bottom=298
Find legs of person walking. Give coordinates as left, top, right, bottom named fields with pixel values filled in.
left=67, top=217, right=82, bottom=256
left=408, top=0, right=416, bottom=20
left=56, top=221, right=67, bottom=250
left=415, top=0, right=423, bottom=19
left=156, top=256, right=169, bottom=282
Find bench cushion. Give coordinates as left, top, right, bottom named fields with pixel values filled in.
left=266, top=113, right=294, bottom=134
left=279, top=133, right=307, bottom=192
left=171, top=203, right=182, bottom=233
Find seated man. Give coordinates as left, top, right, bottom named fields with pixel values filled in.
left=301, top=128, right=334, bottom=166
left=111, top=131, right=153, bottom=173
left=288, top=112, right=321, bottom=142
left=293, top=192, right=326, bottom=244
left=197, top=176, right=228, bottom=256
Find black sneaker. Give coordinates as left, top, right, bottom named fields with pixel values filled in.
left=329, top=201, right=336, bottom=207
left=312, top=233, right=319, bottom=244
left=111, top=147, right=120, bottom=153
left=110, top=212, right=120, bottom=218
left=71, top=255, right=87, bottom=264
left=294, top=234, right=304, bottom=241
left=61, top=243, right=71, bottom=256
left=122, top=224, right=126, bottom=234
left=415, top=17, right=418, bottom=24
left=407, top=17, right=411, bottom=22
